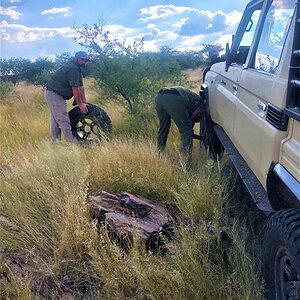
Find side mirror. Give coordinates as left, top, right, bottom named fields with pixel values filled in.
left=225, top=42, right=232, bottom=72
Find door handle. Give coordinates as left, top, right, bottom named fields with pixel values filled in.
left=220, top=80, right=226, bottom=85
left=257, top=100, right=267, bottom=111
left=233, top=85, right=238, bottom=92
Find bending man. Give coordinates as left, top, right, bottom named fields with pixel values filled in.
left=155, top=86, right=204, bottom=159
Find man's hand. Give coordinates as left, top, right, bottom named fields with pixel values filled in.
left=72, top=86, right=88, bottom=113
left=78, top=102, right=89, bottom=114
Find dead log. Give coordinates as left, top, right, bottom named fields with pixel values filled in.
left=87, top=191, right=174, bottom=251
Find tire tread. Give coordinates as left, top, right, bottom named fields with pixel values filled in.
left=262, top=208, right=300, bottom=299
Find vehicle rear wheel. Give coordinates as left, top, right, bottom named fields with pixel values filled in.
left=69, top=103, right=112, bottom=143
left=262, top=208, right=300, bottom=300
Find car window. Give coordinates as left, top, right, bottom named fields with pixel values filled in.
left=254, top=0, right=295, bottom=74
left=234, top=9, right=262, bottom=65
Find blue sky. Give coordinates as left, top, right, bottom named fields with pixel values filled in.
left=1, top=0, right=250, bottom=59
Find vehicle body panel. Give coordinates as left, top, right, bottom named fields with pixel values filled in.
left=280, top=120, right=300, bottom=181
left=204, top=0, right=299, bottom=192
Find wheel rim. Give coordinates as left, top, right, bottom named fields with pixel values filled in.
left=74, top=117, right=106, bottom=142
left=274, top=246, right=300, bottom=299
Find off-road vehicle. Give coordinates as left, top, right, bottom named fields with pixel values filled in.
left=200, top=0, right=300, bottom=299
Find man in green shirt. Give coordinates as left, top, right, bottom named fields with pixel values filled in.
left=44, top=51, right=90, bottom=143
left=155, top=86, right=204, bottom=159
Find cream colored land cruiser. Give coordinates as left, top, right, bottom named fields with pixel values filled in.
left=200, top=0, right=300, bottom=299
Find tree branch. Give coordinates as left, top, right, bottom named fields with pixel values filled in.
left=115, top=85, right=132, bottom=110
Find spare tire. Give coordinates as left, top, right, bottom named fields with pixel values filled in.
left=68, top=103, right=112, bottom=142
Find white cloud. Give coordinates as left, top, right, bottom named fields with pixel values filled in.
left=104, top=24, right=135, bottom=37
left=0, top=20, right=75, bottom=43
left=0, top=6, right=22, bottom=20
left=178, top=35, right=206, bottom=51
left=147, top=23, right=156, bottom=29
left=161, top=30, right=178, bottom=41
left=41, top=7, right=72, bottom=17
left=133, top=7, right=242, bottom=52
left=143, top=40, right=159, bottom=52
left=138, top=28, right=179, bottom=42
left=138, top=5, right=241, bottom=38
left=172, top=18, right=188, bottom=28
left=139, top=5, right=198, bottom=22
left=9, top=0, right=21, bottom=3
left=215, top=33, right=233, bottom=46
left=225, top=10, right=243, bottom=30
left=0, top=20, right=139, bottom=52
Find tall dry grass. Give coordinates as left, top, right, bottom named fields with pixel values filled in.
left=0, top=83, right=48, bottom=162
left=0, top=73, right=263, bottom=299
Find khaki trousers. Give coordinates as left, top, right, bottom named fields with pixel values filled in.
left=44, top=89, right=77, bottom=143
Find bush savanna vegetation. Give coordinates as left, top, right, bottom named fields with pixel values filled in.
left=0, top=26, right=263, bottom=299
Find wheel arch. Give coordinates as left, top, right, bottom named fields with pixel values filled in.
left=267, top=162, right=300, bottom=211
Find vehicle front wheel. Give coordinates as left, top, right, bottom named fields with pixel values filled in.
left=262, top=208, right=300, bottom=300
left=199, top=113, right=224, bottom=160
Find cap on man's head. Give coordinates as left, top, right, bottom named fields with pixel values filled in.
left=75, top=51, right=90, bottom=61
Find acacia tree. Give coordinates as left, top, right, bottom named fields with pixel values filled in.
left=55, top=52, right=73, bottom=65
left=0, top=57, right=56, bottom=85
left=201, top=43, right=224, bottom=64
left=73, top=21, right=184, bottom=115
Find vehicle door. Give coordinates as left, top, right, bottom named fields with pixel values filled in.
left=280, top=0, right=300, bottom=184
left=206, top=1, right=263, bottom=139
left=233, top=0, right=296, bottom=187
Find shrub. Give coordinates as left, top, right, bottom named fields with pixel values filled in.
left=34, top=69, right=54, bottom=86
left=0, top=81, right=19, bottom=103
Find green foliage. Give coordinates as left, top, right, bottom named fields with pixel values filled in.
left=72, top=21, right=223, bottom=119
left=0, top=81, right=16, bottom=102
left=158, top=46, right=205, bottom=69
left=0, top=58, right=24, bottom=84
left=202, top=43, right=224, bottom=55
left=0, top=57, right=57, bottom=85
left=55, top=52, right=73, bottom=65
left=92, top=52, right=184, bottom=114
left=28, top=58, right=57, bottom=85
left=202, top=43, right=224, bottom=65
left=74, top=22, right=187, bottom=116
left=34, top=69, right=54, bottom=86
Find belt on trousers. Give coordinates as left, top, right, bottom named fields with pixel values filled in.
left=46, top=86, right=58, bottom=94
left=158, top=89, right=180, bottom=96
left=46, top=86, right=68, bottom=99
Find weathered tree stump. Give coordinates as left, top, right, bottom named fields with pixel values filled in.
left=87, top=191, right=174, bottom=251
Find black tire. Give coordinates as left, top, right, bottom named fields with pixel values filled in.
left=262, top=208, right=300, bottom=300
left=199, top=112, right=224, bottom=160
left=68, top=103, right=112, bottom=142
